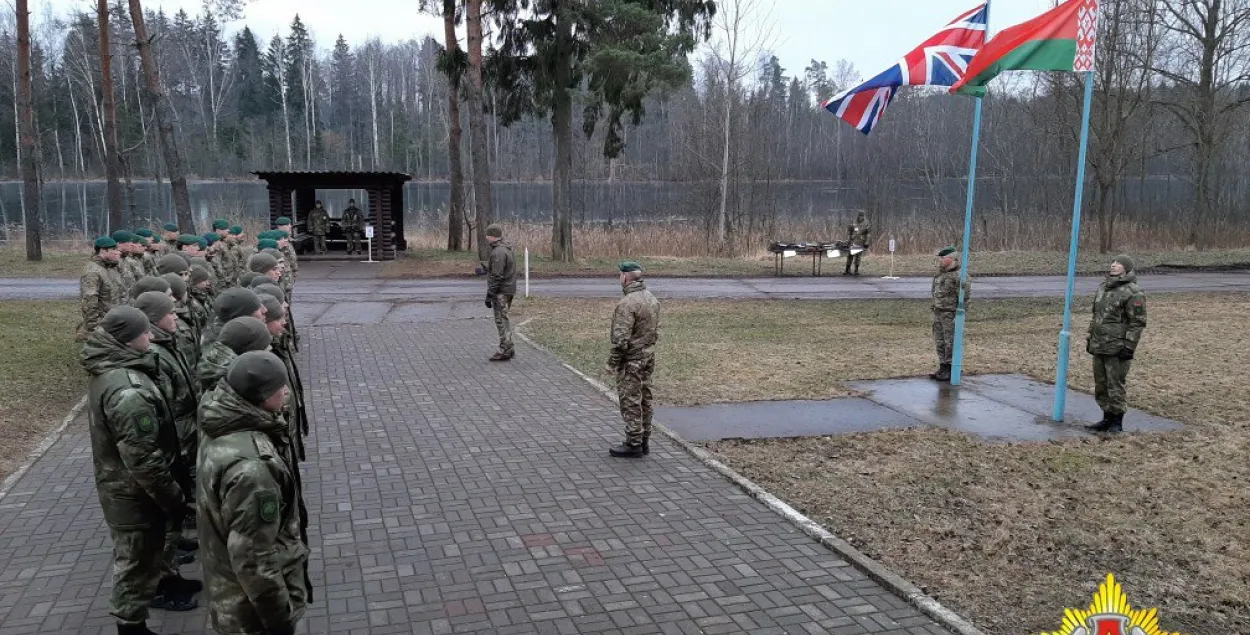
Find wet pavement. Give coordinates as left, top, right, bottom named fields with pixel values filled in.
left=657, top=374, right=1183, bottom=444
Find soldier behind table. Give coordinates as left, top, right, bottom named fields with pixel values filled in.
left=78, top=236, right=127, bottom=342
left=607, top=261, right=661, bottom=458
left=198, top=351, right=311, bottom=635
left=930, top=246, right=970, bottom=382
left=82, top=307, right=198, bottom=634
left=1085, top=255, right=1147, bottom=434
left=341, top=198, right=365, bottom=255
left=483, top=224, right=517, bottom=361
left=844, top=212, right=871, bottom=276
left=307, top=200, right=330, bottom=254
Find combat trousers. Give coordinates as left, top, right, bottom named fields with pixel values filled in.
left=346, top=232, right=361, bottom=253
left=108, top=525, right=165, bottom=625
left=1092, top=354, right=1132, bottom=415
left=492, top=294, right=514, bottom=354
left=932, top=309, right=956, bottom=364
left=844, top=252, right=862, bottom=274
left=617, top=354, right=655, bottom=446
left=313, top=234, right=327, bottom=254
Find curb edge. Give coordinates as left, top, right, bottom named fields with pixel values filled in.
left=0, top=394, right=88, bottom=501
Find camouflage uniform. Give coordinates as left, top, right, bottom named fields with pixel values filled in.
left=148, top=323, right=199, bottom=569
left=189, top=288, right=214, bottom=337
left=78, top=256, right=126, bottom=341
left=307, top=206, right=330, bottom=254
left=609, top=280, right=661, bottom=447
left=845, top=217, right=871, bottom=275
left=81, top=329, right=184, bottom=626
left=142, top=251, right=161, bottom=277
left=120, top=254, right=146, bottom=296
left=341, top=204, right=365, bottom=254
left=197, top=383, right=310, bottom=635
left=1086, top=272, right=1147, bottom=415
left=197, top=341, right=237, bottom=395
left=486, top=240, right=518, bottom=357
left=174, top=304, right=202, bottom=383
left=272, top=334, right=309, bottom=461
left=931, top=258, right=970, bottom=368
left=280, top=241, right=299, bottom=279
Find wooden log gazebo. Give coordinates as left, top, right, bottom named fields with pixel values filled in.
left=253, top=170, right=411, bottom=259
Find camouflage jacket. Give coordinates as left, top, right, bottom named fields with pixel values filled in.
left=197, top=341, right=237, bottom=395
left=197, top=383, right=309, bottom=634
left=932, top=261, right=970, bottom=312
left=609, top=281, right=660, bottom=367
left=307, top=208, right=330, bottom=235
left=213, top=251, right=235, bottom=290
left=847, top=222, right=871, bottom=246
left=487, top=240, right=517, bottom=296
left=79, top=257, right=126, bottom=339
left=272, top=335, right=307, bottom=459
left=189, top=290, right=213, bottom=336
left=82, top=329, right=184, bottom=529
left=119, top=255, right=145, bottom=294
left=175, top=307, right=202, bottom=382
left=280, top=243, right=299, bottom=277
left=142, top=251, right=160, bottom=277
left=1087, top=273, right=1147, bottom=355
left=340, top=206, right=364, bottom=230
left=150, top=325, right=199, bottom=427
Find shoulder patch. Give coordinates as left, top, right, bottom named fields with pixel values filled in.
left=136, top=415, right=155, bottom=434
left=258, top=491, right=279, bottom=523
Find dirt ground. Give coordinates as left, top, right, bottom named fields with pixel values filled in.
left=0, top=301, right=84, bottom=481
left=0, top=247, right=89, bottom=278
left=516, top=294, right=1250, bottom=635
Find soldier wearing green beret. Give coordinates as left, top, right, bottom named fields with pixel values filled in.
left=82, top=307, right=198, bottom=633
left=607, top=261, right=661, bottom=458
left=111, top=231, right=145, bottom=295
left=211, top=219, right=230, bottom=240
left=176, top=234, right=202, bottom=257
left=341, top=198, right=365, bottom=255
left=135, top=229, right=163, bottom=276
left=930, top=246, right=971, bottom=382
left=198, top=351, right=310, bottom=635
left=162, top=223, right=180, bottom=250
left=275, top=218, right=299, bottom=279
left=1084, top=255, right=1147, bottom=434
left=483, top=224, right=517, bottom=361
left=78, top=236, right=127, bottom=341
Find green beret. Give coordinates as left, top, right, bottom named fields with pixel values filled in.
left=162, top=222, right=179, bottom=232
left=133, top=291, right=175, bottom=325
left=227, top=350, right=289, bottom=405
left=160, top=273, right=187, bottom=301
left=133, top=228, right=155, bottom=238
left=937, top=246, right=957, bottom=257
left=229, top=225, right=244, bottom=235
left=248, top=253, right=279, bottom=274
left=215, top=288, right=263, bottom=322
left=101, top=306, right=149, bottom=344
left=196, top=237, right=208, bottom=250
left=219, top=317, right=272, bottom=354
left=275, top=230, right=290, bottom=239
left=189, top=265, right=211, bottom=286
left=94, top=236, right=118, bottom=249
left=177, top=234, right=200, bottom=246
left=275, top=216, right=292, bottom=226
left=202, top=233, right=218, bottom=246
left=485, top=224, right=503, bottom=238
left=253, top=283, right=286, bottom=303
left=618, top=261, right=642, bottom=273
left=260, top=295, right=285, bottom=323
left=129, top=276, right=171, bottom=300
left=257, top=239, right=280, bottom=250
left=111, top=230, right=136, bottom=244
left=1113, top=254, right=1135, bottom=272
left=157, top=254, right=190, bottom=275
left=211, top=219, right=230, bottom=230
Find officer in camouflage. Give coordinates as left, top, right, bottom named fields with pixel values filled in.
left=78, top=236, right=127, bottom=342
left=341, top=198, right=365, bottom=254
left=307, top=201, right=330, bottom=254
left=82, top=307, right=194, bottom=634
left=198, top=351, right=310, bottom=635
left=844, top=212, right=871, bottom=276
left=607, top=261, right=661, bottom=458
left=930, top=245, right=970, bottom=382
left=483, top=224, right=518, bottom=361
left=1085, top=254, right=1147, bottom=434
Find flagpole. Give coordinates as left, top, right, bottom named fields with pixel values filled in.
left=950, top=1, right=991, bottom=386
left=1053, top=70, right=1096, bottom=422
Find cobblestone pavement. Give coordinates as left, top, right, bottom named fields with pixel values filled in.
left=0, top=316, right=957, bottom=635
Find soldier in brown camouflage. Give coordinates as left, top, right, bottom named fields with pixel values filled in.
left=483, top=224, right=517, bottom=361
left=930, top=246, right=970, bottom=382
left=1085, top=254, right=1147, bottom=434
left=844, top=212, right=871, bottom=276
left=607, top=261, right=661, bottom=458
left=78, top=236, right=127, bottom=342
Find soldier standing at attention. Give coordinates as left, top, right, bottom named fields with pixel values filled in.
left=1085, top=255, right=1147, bottom=434
left=341, top=198, right=365, bottom=255
left=134, top=230, right=160, bottom=276
left=275, top=217, right=299, bottom=278
left=307, top=200, right=330, bottom=254
left=212, top=218, right=230, bottom=241
left=197, top=316, right=272, bottom=394
left=198, top=351, right=310, bottom=635
left=112, top=231, right=144, bottom=295
left=161, top=223, right=180, bottom=251
left=82, top=307, right=196, bottom=634
left=483, top=224, right=517, bottom=361
left=607, top=262, right=660, bottom=458
left=844, top=212, right=871, bottom=276
left=929, top=246, right=970, bottom=382
left=78, top=236, right=127, bottom=341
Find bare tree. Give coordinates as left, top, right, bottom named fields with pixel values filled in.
left=465, top=0, right=494, bottom=261
left=98, top=0, right=125, bottom=230
left=421, top=0, right=467, bottom=251
left=16, top=0, right=41, bottom=260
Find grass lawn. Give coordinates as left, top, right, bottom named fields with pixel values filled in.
left=383, top=246, right=1250, bottom=280
left=515, top=293, right=1250, bottom=635
left=0, top=246, right=88, bottom=278
left=0, top=300, right=84, bottom=481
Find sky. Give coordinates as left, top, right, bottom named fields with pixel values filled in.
left=43, top=0, right=1057, bottom=82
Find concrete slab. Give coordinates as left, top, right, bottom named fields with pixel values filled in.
left=311, top=301, right=391, bottom=324
left=380, top=302, right=453, bottom=323
left=656, top=398, right=927, bottom=441
left=962, top=374, right=1183, bottom=433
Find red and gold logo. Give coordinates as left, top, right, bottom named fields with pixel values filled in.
left=1038, top=574, right=1188, bottom=635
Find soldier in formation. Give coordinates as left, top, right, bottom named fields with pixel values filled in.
left=78, top=236, right=126, bottom=341
left=341, top=198, right=365, bottom=255
left=307, top=201, right=330, bottom=254
left=1085, top=255, right=1147, bottom=434
left=929, top=246, right=970, bottom=382
left=844, top=211, right=871, bottom=276
left=483, top=224, right=518, bottom=361
left=607, top=262, right=661, bottom=458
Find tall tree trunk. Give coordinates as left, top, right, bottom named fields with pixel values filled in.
left=550, top=1, right=574, bottom=262
left=99, top=0, right=125, bottom=230
left=465, top=0, right=494, bottom=261
left=1095, top=181, right=1113, bottom=254
left=128, top=0, right=193, bottom=232
left=717, top=93, right=733, bottom=252
left=16, top=0, right=41, bottom=261
left=443, top=0, right=465, bottom=251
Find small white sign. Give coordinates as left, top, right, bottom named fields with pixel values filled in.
left=827, top=249, right=840, bottom=258
left=782, top=250, right=797, bottom=258
left=850, top=248, right=864, bottom=255
left=888, top=238, right=896, bottom=253
left=364, top=225, right=375, bottom=239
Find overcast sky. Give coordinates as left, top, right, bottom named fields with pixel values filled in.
left=42, top=0, right=1057, bottom=83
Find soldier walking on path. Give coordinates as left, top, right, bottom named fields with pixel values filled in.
left=483, top=224, right=517, bottom=361
left=930, top=246, right=970, bottom=382
left=307, top=201, right=330, bottom=254
left=844, top=212, right=871, bottom=276
left=1085, top=255, right=1147, bottom=434
left=607, top=262, right=661, bottom=458
left=78, top=236, right=127, bottom=342
left=341, top=198, right=365, bottom=255
left=82, top=307, right=198, bottom=635
left=198, top=351, right=311, bottom=635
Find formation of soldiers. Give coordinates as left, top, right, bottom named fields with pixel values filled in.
left=79, top=217, right=309, bottom=635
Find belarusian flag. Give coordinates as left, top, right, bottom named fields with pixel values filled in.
left=950, top=0, right=1099, bottom=97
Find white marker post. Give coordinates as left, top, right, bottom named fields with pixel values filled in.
left=883, top=236, right=899, bottom=280
left=524, top=247, right=530, bottom=298
left=364, top=225, right=375, bottom=263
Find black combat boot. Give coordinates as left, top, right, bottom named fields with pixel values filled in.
left=177, top=537, right=198, bottom=552
left=641, top=432, right=651, bottom=455
left=150, top=575, right=201, bottom=611
left=1087, top=411, right=1123, bottom=434
left=1086, top=411, right=1112, bottom=431
left=609, top=443, right=645, bottom=458
left=929, top=364, right=951, bottom=381
left=117, top=621, right=169, bottom=635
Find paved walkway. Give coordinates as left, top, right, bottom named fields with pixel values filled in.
left=0, top=314, right=955, bottom=634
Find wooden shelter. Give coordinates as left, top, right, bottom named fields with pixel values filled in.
left=253, top=171, right=412, bottom=259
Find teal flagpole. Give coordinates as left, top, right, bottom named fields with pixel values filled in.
left=1053, top=70, right=1096, bottom=421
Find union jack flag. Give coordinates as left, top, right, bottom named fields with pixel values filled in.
left=822, top=3, right=988, bottom=135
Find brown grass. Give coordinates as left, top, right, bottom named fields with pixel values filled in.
left=0, top=300, right=85, bottom=481
left=515, top=294, right=1250, bottom=635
